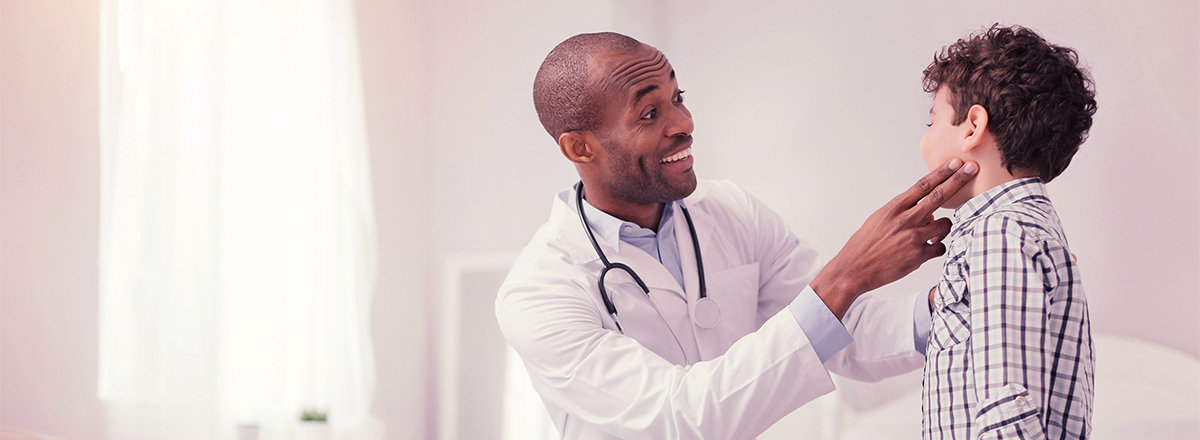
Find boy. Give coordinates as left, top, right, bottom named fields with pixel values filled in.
left=917, top=25, right=1097, bottom=439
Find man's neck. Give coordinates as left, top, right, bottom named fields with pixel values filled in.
left=582, top=188, right=665, bottom=232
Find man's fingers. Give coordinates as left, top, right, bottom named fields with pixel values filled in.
left=916, top=218, right=951, bottom=262
left=890, top=159, right=964, bottom=211
left=911, top=161, right=978, bottom=219
left=922, top=241, right=948, bottom=261
left=918, top=217, right=953, bottom=244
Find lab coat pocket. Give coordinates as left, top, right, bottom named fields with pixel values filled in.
left=699, top=263, right=760, bottom=356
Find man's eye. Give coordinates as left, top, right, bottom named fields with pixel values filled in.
left=926, top=123, right=932, bottom=127
left=675, top=90, right=686, bottom=103
left=642, top=108, right=657, bottom=120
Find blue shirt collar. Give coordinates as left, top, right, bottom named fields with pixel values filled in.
left=565, top=185, right=678, bottom=253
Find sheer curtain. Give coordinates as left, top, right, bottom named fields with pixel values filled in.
left=98, top=1, right=382, bottom=439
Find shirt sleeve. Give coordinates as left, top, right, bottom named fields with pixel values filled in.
left=913, top=286, right=933, bottom=355
left=788, top=285, right=853, bottom=363
left=967, top=215, right=1055, bottom=439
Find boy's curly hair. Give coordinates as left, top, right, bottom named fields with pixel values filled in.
left=923, top=24, right=1097, bottom=182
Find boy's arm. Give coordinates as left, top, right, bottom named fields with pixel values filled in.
left=966, top=214, right=1054, bottom=440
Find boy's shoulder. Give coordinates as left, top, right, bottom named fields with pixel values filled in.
left=947, top=183, right=1073, bottom=268
left=974, top=200, right=1062, bottom=242
left=955, top=179, right=1068, bottom=246
left=943, top=187, right=1080, bottom=302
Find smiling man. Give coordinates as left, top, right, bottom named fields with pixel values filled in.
left=496, top=32, right=978, bottom=439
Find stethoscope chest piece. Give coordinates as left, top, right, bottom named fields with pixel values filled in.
left=692, top=297, right=721, bottom=329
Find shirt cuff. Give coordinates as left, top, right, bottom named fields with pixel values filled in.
left=789, top=285, right=853, bottom=363
left=913, top=286, right=934, bottom=355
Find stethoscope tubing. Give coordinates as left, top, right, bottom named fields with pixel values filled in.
left=574, top=182, right=719, bottom=353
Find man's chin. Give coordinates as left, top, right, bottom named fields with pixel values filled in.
left=668, top=173, right=698, bottom=201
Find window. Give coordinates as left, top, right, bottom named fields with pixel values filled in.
left=98, top=1, right=382, bottom=438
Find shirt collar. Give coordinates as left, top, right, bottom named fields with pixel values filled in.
left=565, top=185, right=678, bottom=252
left=952, top=177, right=1051, bottom=226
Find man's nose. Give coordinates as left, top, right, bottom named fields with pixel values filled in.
left=666, top=105, right=694, bottom=137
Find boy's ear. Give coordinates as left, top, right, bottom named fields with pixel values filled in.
left=559, top=131, right=599, bottom=164
left=960, top=104, right=991, bottom=153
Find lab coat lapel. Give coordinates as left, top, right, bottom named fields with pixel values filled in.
left=550, top=191, right=684, bottom=297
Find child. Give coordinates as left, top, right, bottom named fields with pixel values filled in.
left=917, top=25, right=1096, bottom=439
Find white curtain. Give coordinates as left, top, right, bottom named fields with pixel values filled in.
left=98, top=1, right=382, bottom=439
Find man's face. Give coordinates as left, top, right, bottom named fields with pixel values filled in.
left=588, top=45, right=696, bottom=204
left=919, top=86, right=971, bottom=208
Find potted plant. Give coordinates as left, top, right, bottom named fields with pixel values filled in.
left=297, top=408, right=330, bottom=440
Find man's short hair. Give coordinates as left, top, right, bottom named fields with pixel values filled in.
left=533, top=32, right=643, bottom=139
left=923, top=24, right=1097, bottom=182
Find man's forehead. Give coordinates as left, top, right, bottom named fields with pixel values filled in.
left=591, top=47, right=675, bottom=98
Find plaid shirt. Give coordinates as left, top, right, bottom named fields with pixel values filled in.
left=922, top=178, right=1094, bottom=439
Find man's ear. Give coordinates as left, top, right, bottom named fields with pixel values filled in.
left=559, top=131, right=599, bottom=164
left=961, top=104, right=990, bottom=153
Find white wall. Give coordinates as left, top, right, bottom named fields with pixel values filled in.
left=352, top=0, right=433, bottom=437
left=0, top=1, right=106, bottom=438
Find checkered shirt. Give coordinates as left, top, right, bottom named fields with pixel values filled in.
left=922, top=178, right=1094, bottom=439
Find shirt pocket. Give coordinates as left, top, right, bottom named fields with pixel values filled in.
left=975, top=383, right=1047, bottom=440
left=700, top=262, right=759, bottom=354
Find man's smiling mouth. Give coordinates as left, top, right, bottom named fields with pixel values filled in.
left=660, top=147, right=692, bottom=164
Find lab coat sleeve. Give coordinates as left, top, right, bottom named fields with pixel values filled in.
left=822, top=289, right=928, bottom=382
left=733, top=184, right=824, bottom=327
left=496, top=263, right=836, bottom=440
left=733, top=182, right=924, bottom=382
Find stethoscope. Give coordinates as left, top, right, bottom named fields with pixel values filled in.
left=575, top=182, right=722, bottom=365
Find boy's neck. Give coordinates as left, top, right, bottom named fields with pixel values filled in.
left=949, top=144, right=1032, bottom=209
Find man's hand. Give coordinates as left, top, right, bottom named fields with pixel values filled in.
left=810, top=159, right=977, bottom=319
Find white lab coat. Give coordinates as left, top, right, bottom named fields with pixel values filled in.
left=496, top=180, right=925, bottom=440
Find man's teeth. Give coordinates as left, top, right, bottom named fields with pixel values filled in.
left=660, top=147, right=692, bottom=163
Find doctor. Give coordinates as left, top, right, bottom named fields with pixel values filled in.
left=496, top=32, right=976, bottom=439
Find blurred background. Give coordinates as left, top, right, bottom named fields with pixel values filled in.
left=1, top=0, right=1197, bottom=439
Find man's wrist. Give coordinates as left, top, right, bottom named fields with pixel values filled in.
left=809, top=265, right=861, bottom=320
